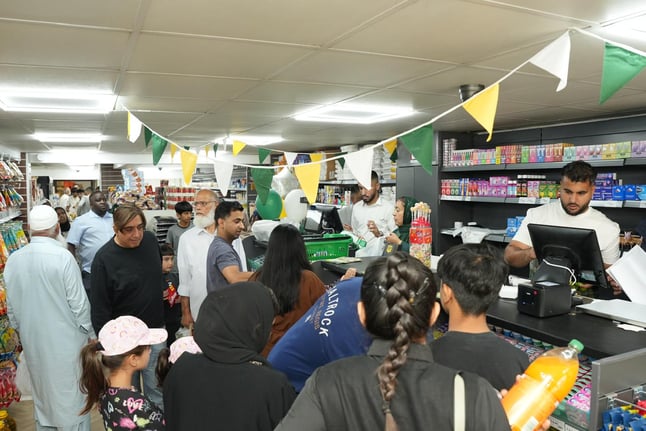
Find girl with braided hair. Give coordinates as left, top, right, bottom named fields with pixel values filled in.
left=275, top=252, right=511, bottom=431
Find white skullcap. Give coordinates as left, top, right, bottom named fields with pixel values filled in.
left=29, top=205, right=59, bottom=231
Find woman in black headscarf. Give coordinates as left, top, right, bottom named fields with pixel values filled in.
left=162, top=281, right=296, bottom=431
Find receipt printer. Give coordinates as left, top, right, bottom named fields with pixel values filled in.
left=517, top=282, right=571, bottom=317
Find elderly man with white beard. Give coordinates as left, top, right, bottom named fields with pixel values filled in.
left=176, top=189, right=248, bottom=330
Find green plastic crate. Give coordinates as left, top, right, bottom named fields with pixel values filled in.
left=305, top=234, right=352, bottom=262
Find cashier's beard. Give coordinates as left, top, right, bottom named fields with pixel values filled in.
left=193, top=207, right=216, bottom=230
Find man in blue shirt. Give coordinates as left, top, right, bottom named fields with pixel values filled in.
left=67, top=191, right=113, bottom=295
left=268, top=276, right=372, bottom=392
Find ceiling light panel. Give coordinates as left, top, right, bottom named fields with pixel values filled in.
left=295, top=103, right=416, bottom=124
left=0, top=89, right=116, bottom=114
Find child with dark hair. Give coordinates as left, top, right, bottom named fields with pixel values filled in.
left=275, top=252, right=510, bottom=431
left=79, top=316, right=167, bottom=430
left=161, top=243, right=181, bottom=346
left=432, top=243, right=529, bottom=390
left=165, top=200, right=193, bottom=273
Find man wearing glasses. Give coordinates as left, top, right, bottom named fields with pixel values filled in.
left=90, top=203, right=166, bottom=408
left=176, top=189, right=248, bottom=330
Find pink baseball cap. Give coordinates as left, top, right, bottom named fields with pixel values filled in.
left=98, top=316, right=167, bottom=356
left=169, top=336, right=202, bottom=363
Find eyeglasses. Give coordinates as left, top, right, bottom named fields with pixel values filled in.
left=194, top=200, right=216, bottom=208
left=120, top=224, right=145, bottom=234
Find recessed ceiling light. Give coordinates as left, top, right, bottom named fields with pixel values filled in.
left=215, top=135, right=284, bottom=147
left=33, top=133, right=104, bottom=143
left=294, top=103, right=416, bottom=124
left=0, top=88, right=116, bottom=114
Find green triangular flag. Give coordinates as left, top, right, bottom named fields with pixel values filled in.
left=143, top=127, right=153, bottom=148
left=184, top=146, right=191, bottom=151
left=338, top=153, right=346, bottom=168
left=399, top=125, right=434, bottom=175
left=258, top=148, right=271, bottom=164
left=151, top=134, right=168, bottom=166
left=389, top=148, right=399, bottom=162
left=600, top=43, right=646, bottom=104
left=212, top=144, right=218, bottom=157
left=250, top=168, right=274, bottom=204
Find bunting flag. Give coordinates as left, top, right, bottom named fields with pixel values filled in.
left=180, top=148, right=198, bottom=185
left=383, top=139, right=397, bottom=156
left=294, top=162, right=321, bottom=204
left=399, top=125, right=434, bottom=175
left=212, top=143, right=218, bottom=158
left=127, top=112, right=143, bottom=143
left=338, top=154, right=346, bottom=168
left=529, top=32, right=571, bottom=91
left=390, top=148, right=398, bottom=162
left=284, top=151, right=298, bottom=166
left=143, top=127, right=153, bottom=148
left=258, top=148, right=271, bottom=164
left=310, top=153, right=324, bottom=164
left=232, top=140, right=246, bottom=156
left=462, top=83, right=500, bottom=142
left=204, top=146, right=210, bottom=158
left=600, top=43, right=646, bottom=104
left=213, top=160, right=234, bottom=197
left=250, top=168, right=274, bottom=204
left=344, top=147, right=373, bottom=189
left=184, top=146, right=190, bottom=151
left=151, top=134, right=168, bottom=166
left=170, top=144, right=178, bottom=161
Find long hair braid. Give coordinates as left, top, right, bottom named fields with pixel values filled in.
left=371, top=253, right=433, bottom=431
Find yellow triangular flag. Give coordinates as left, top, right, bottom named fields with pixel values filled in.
left=180, top=148, right=198, bottom=185
left=310, top=153, right=324, bottom=163
left=294, top=162, right=321, bottom=204
left=170, top=143, right=178, bottom=161
left=232, top=140, right=247, bottom=156
left=204, top=146, right=210, bottom=158
left=462, top=83, right=500, bottom=142
left=383, top=139, right=397, bottom=155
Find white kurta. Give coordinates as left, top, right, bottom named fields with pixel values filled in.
left=351, top=197, right=396, bottom=257
left=5, top=236, right=94, bottom=428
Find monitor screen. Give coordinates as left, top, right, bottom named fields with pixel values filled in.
left=528, top=223, right=611, bottom=298
left=304, top=204, right=344, bottom=234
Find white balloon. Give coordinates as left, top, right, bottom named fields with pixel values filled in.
left=284, top=189, right=308, bottom=223
left=271, top=167, right=300, bottom=198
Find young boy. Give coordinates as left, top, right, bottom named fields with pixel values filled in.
left=165, top=200, right=193, bottom=273
left=161, top=243, right=181, bottom=346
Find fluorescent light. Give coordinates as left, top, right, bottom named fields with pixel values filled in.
left=215, top=135, right=283, bottom=147
left=0, top=88, right=116, bottom=114
left=38, top=148, right=100, bottom=164
left=294, top=103, right=416, bottom=124
left=33, top=133, right=104, bottom=143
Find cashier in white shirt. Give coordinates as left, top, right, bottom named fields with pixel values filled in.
left=343, top=171, right=396, bottom=257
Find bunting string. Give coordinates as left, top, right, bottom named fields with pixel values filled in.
left=124, top=27, right=646, bottom=175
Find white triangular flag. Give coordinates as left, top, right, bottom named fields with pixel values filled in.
left=127, top=111, right=143, bottom=143
left=529, top=32, right=571, bottom=92
left=344, top=147, right=374, bottom=190
left=284, top=152, right=298, bottom=166
left=213, top=160, right=234, bottom=198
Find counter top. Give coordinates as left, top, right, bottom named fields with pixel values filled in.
left=487, top=298, right=646, bottom=359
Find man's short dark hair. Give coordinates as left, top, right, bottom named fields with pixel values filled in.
left=214, top=200, right=244, bottom=223
left=561, top=160, right=596, bottom=185
left=371, top=170, right=379, bottom=183
left=160, top=243, right=174, bottom=257
left=437, top=243, right=509, bottom=315
left=174, top=200, right=193, bottom=214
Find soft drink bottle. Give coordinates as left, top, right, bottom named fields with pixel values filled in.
left=502, top=339, right=584, bottom=431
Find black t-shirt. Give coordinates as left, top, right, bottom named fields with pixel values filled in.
left=430, top=330, right=530, bottom=391
left=90, top=231, right=164, bottom=332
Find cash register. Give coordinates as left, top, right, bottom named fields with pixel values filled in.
left=517, top=224, right=610, bottom=317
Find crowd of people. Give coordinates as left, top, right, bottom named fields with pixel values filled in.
left=5, top=159, right=623, bottom=430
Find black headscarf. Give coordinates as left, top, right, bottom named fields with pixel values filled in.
left=194, top=281, right=275, bottom=365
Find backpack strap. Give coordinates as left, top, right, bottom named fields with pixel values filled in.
left=454, top=372, right=465, bottom=431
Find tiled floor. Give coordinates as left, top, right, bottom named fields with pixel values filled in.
left=7, top=398, right=104, bottom=431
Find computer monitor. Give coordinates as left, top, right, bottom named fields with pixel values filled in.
left=528, top=223, right=611, bottom=298
left=304, top=204, right=344, bottom=234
